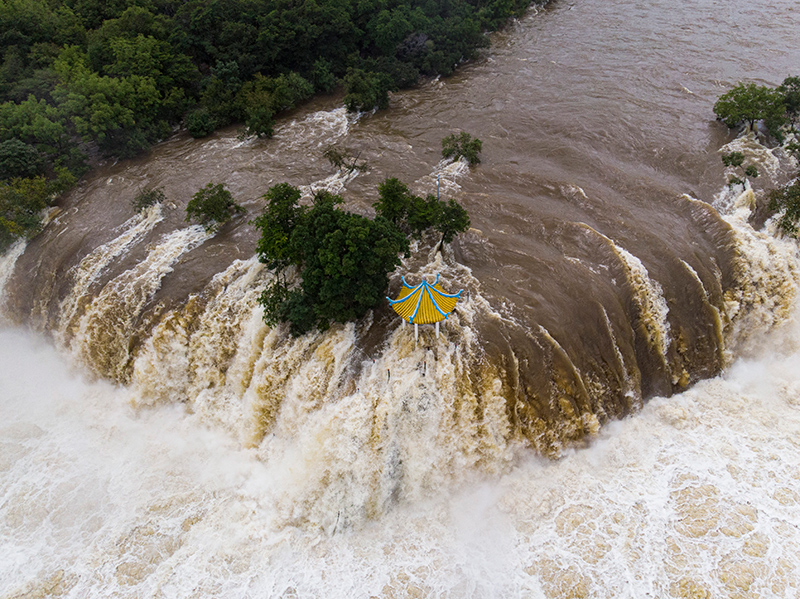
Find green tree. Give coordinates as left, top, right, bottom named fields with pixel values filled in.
left=721, top=151, right=758, bottom=188
left=343, top=68, right=394, bottom=112
left=374, top=176, right=470, bottom=244
left=237, top=72, right=313, bottom=138
left=131, top=186, right=165, bottom=213
left=0, top=139, right=43, bottom=179
left=713, top=82, right=786, bottom=136
left=778, top=76, right=800, bottom=131
left=441, top=131, right=483, bottom=165
left=373, top=177, right=415, bottom=225
left=310, top=58, right=336, bottom=93
left=185, top=181, right=244, bottom=231
left=0, top=169, right=74, bottom=252
left=252, top=182, right=304, bottom=272
left=434, top=198, right=470, bottom=249
left=769, top=181, right=800, bottom=237
left=185, top=107, right=216, bottom=138
left=254, top=184, right=410, bottom=336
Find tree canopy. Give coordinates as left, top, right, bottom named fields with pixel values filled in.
left=713, top=78, right=800, bottom=140
left=441, top=131, right=483, bottom=165
left=254, top=178, right=470, bottom=336
left=185, top=182, right=244, bottom=231
left=1, top=0, right=524, bottom=252
left=769, top=182, right=800, bottom=238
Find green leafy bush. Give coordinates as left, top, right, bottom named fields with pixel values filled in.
left=254, top=178, right=470, bottom=336
left=721, top=151, right=758, bottom=188
left=185, top=182, right=244, bottom=231
left=769, top=181, right=800, bottom=237
left=441, top=132, right=483, bottom=165
left=185, top=108, right=217, bottom=138
left=373, top=177, right=470, bottom=244
left=131, top=187, right=165, bottom=213
left=0, top=170, right=75, bottom=253
left=343, top=69, right=395, bottom=112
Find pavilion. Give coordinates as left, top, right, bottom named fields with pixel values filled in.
left=387, top=274, right=462, bottom=340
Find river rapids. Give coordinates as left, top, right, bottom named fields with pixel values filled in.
left=2, top=0, right=800, bottom=596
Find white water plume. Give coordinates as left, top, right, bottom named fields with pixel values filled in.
left=414, top=157, right=471, bottom=198
left=298, top=167, right=362, bottom=199
left=0, top=240, right=25, bottom=320
left=275, top=106, right=354, bottom=148
left=720, top=207, right=799, bottom=359
left=57, top=203, right=164, bottom=343
left=3, top=286, right=800, bottom=597
left=124, top=247, right=514, bottom=529
left=70, top=225, right=211, bottom=380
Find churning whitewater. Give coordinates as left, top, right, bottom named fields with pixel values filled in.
left=3, top=0, right=800, bottom=595
left=2, top=271, right=800, bottom=598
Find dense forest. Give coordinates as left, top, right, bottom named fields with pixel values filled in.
left=0, top=0, right=535, bottom=251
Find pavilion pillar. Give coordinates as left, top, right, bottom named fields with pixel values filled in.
left=414, top=323, right=418, bottom=342
left=435, top=321, right=440, bottom=338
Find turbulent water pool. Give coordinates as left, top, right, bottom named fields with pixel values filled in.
left=2, top=0, right=800, bottom=596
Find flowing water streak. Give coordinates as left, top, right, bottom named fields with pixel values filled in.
left=680, top=258, right=726, bottom=366
left=0, top=240, right=26, bottom=321
left=3, top=299, right=800, bottom=598
left=414, top=157, right=471, bottom=198
left=70, top=225, right=211, bottom=381
left=130, top=256, right=272, bottom=432
left=56, top=203, right=164, bottom=344
left=717, top=206, right=799, bottom=360
left=124, top=247, right=516, bottom=530
left=600, top=305, right=642, bottom=409
left=274, top=106, right=354, bottom=149
left=611, top=245, right=673, bottom=375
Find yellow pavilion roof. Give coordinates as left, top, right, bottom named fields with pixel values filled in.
left=387, top=274, right=462, bottom=324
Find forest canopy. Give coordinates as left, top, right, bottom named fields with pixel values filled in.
left=253, top=179, right=470, bottom=336
left=0, top=0, right=534, bottom=252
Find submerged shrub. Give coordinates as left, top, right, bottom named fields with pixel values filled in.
left=132, top=187, right=166, bottom=213
left=769, top=181, right=800, bottom=237
left=186, top=182, right=244, bottom=231
left=441, top=132, right=483, bottom=165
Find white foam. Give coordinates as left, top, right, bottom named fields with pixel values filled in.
left=71, top=225, right=211, bottom=379
left=57, top=203, right=164, bottom=343
left=0, top=240, right=26, bottom=320
left=3, top=289, right=800, bottom=597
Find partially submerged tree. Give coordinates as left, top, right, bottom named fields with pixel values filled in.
left=254, top=186, right=408, bottom=335
left=373, top=177, right=470, bottom=244
left=778, top=76, right=800, bottom=131
left=343, top=68, right=395, bottom=112
left=769, top=181, right=800, bottom=237
left=185, top=182, right=244, bottom=231
left=441, top=132, right=483, bottom=165
left=131, top=187, right=165, bottom=213
left=255, top=178, right=470, bottom=336
left=713, top=82, right=786, bottom=139
left=322, top=145, right=368, bottom=173
left=0, top=168, right=75, bottom=253
left=721, top=151, right=759, bottom=188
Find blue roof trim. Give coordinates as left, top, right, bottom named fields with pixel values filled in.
left=409, top=285, right=426, bottom=323
left=425, top=285, right=449, bottom=318
left=387, top=282, right=424, bottom=305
